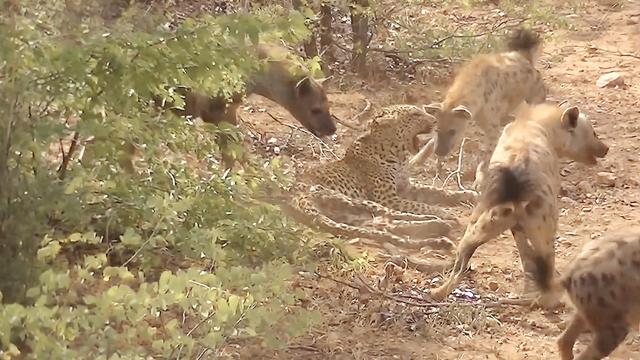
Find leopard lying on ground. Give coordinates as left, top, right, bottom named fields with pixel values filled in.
left=282, top=104, right=478, bottom=250
left=427, top=101, right=609, bottom=306
left=411, top=27, right=548, bottom=189
left=554, top=227, right=640, bottom=360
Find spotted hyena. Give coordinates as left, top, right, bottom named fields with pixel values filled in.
left=428, top=102, right=609, bottom=306
left=416, top=28, right=547, bottom=188
left=151, top=43, right=336, bottom=170
left=556, top=227, right=640, bottom=360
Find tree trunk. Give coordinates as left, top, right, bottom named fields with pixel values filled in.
left=319, top=2, right=334, bottom=68
left=350, top=0, right=370, bottom=76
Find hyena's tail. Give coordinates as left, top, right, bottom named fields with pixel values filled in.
left=478, top=161, right=533, bottom=210
left=506, top=27, right=542, bottom=64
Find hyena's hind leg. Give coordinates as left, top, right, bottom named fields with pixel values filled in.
left=556, top=313, right=587, bottom=360
left=429, top=205, right=515, bottom=301
left=575, top=324, right=629, bottom=360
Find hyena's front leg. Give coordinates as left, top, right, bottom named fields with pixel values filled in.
left=470, top=120, right=501, bottom=192
left=409, top=137, right=435, bottom=168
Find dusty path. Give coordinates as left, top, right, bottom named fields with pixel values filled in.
left=229, top=2, right=640, bottom=359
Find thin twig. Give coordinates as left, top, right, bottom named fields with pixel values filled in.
left=431, top=157, right=444, bottom=187
left=212, top=304, right=256, bottom=358
left=369, top=17, right=528, bottom=57
left=332, top=114, right=362, bottom=131
left=266, top=111, right=338, bottom=159
left=429, top=18, right=528, bottom=49
left=122, top=216, right=165, bottom=267
left=315, top=271, right=361, bottom=291
left=455, top=138, right=467, bottom=191
left=288, top=345, right=320, bottom=352
left=352, top=98, right=371, bottom=125
left=320, top=271, right=529, bottom=309
left=173, top=311, right=217, bottom=360
left=440, top=138, right=467, bottom=190
left=589, top=46, right=640, bottom=60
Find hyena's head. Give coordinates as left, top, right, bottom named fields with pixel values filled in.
left=286, top=76, right=336, bottom=137
left=554, top=104, right=609, bottom=165
left=423, top=102, right=472, bottom=157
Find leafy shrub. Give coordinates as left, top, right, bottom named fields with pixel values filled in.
left=0, top=1, right=321, bottom=357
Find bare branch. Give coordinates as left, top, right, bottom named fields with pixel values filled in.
left=352, top=98, right=371, bottom=125
left=441, top=137, right=467, bottom=191
left=368, top=17, right=528, bottom=59
left=57, top=131, right=80, bottom=180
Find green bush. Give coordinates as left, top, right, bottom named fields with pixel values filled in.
left=0, top=1, right=320, bottom=358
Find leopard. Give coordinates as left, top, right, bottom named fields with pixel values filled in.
left=146, top=43, right=336, bottom=171
left=283, top=104, right=479, bottom=251
left=427, top=101, right=609, bottom=306
left=415, top=27, right=548, bottom=189
left=554, top=227, right=640, bottom=360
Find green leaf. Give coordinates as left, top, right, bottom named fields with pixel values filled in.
left=84, top=254, right=108, bottom=270
left=215, top=297, right=230, bottom=323
left=37, top=241, right=61, bottom=261
left=158, top=271, right=172, bottom=294
left=227, top=294, right=240, bottom=315
left=120, top=228, right=142, bottom=247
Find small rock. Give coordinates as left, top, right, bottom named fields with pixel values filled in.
left=596, top=171, right=616, bottom=187
left=596, top=72, right=626, bottom=88
left=488, top=281, right=499, bottom=291
left=564, top=182, right=577, bottom=192
left=576, top=180, right=594, bottom=194
left=627, top=18, right=639, bottom=25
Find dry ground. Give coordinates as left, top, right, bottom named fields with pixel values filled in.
left=222, top=1, right=640, bottom=359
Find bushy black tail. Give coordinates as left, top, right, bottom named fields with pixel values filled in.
left=506, top=28, right=541, bottom=53
left=480, top=162, right=532, bottom=209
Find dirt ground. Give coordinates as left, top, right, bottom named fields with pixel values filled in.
left=224, top=1, right=640, bottom=359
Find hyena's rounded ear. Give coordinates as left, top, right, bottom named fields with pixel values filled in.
left=452, top=105, right=472, bottom=120
left=295, top=77, right=315, bottom=97
left=423, top=102, right=442, bottom=116
left=561, top=106, right=580, bottom=129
